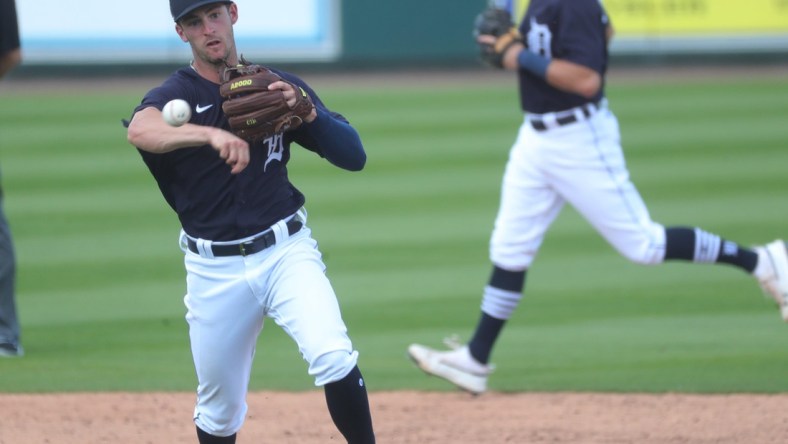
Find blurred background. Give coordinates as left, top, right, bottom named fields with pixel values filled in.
left=7, top=0, right=788, bottom=77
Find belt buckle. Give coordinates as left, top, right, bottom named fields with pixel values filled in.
left=238, top=241, right=252, bottom=256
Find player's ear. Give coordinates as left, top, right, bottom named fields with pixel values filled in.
left=175, top=24, right=189, bottom=43
left=228, top=3, right=238, bottom=25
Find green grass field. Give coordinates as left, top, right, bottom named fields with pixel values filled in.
left=0, top=69, right=786, bottom=394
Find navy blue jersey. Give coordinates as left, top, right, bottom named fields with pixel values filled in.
left=132, top=67, right=349, bottom=241
left=517, top=0, right=610, bottom=113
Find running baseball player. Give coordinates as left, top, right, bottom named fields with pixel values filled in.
left=0, top=0, right=23, bottom=358
left=126, top=1, right=375, bottom=442
left=407, top=0, right=788, bottom=395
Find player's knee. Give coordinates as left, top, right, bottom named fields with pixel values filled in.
left=621, top=249, right=659, bottom=265
left=309, top=350, right=359, bottom=386
left=489, top=243, right=537, bottom=271
left=616, top=225, right=666, bottom=265
left=605, top=221, right=665, bottom=265
left=194, top=400, right=247, bottom=438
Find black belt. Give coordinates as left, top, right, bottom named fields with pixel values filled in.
left=530, top=101, right=599, bottom=131
left=186, top=219, right=303, bottom=257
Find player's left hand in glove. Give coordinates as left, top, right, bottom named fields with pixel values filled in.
left=473, top=7, right=522, bottom=69
left=219, top=57, right=315, bottom=142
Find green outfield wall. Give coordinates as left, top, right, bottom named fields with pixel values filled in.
left=339, top=0, right=483, bottom=66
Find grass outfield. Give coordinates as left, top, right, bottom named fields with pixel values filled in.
left=0, top=69, right=786, bottom=394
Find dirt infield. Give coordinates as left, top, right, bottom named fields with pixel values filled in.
left=2, top=390, right=788, bottom=443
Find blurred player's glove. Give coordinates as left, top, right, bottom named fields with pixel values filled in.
left=473, top=8, right=522, bottom=69
left=219, top=58, right=314, bottom=141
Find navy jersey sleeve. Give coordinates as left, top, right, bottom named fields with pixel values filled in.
left=276, top=71, right=366, bottom=171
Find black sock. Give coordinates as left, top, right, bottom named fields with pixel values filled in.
left=468, top=312, right=506, bottom=364
left=487, top=265, right=526, bottom=292
left=664, top=227, right=696, bottom=260
left=196, top=426, right=236, bottom=444
left=665, top=226, right=758, bottom=272
left=324, top=366, right=375, bottom=444
left=716, top=240, right=759, bottom=273
left=467, top=266, right=524, bottom=364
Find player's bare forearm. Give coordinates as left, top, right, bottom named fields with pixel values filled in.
left=128, top=107, right=214, bottom=153
left=127, top=106, right=250, bottom=174
left=545, top=60, right=601, bottom=98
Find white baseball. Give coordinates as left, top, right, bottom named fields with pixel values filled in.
left=162, top=99, right=192, bottom=127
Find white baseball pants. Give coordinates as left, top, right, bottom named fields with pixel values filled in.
left=181, top=222, right=358, bottom=437
left=490, top=104, right=666, bottom=271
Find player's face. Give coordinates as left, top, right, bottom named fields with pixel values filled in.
left=176, top=3, right=238, bottom=66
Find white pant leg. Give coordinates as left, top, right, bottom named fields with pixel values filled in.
left=549, top=110, right=666, bottom=264
left=490, top=119, right=566, bottom=270
left=490, top=109, right=666, bottom=270
left=184, top=254, right=263, bottom=437
left=247, top=228, right=358, bottom=387
left=184, top=226, right=358, bottom=436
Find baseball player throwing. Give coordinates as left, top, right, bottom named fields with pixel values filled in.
left=408, top=0, right=788, bottom=395
left=126, top=1, right=375, bottom=442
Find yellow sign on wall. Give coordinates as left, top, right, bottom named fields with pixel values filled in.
left=509, top=0, right=788, bottom=34
left=606, top=0, right=788, bottom=34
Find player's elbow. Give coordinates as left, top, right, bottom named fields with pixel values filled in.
left=6, top=48, right=21, bottom=70
left=126, top=119, right=146, bottom=148
left=126, top=125, right=141, bottom=147
left=322, top=131, right=366, bottom=171
left=339, top=149, right=366, bottom=172
left=575, top=75, right=602, bottom=99
left=0, top=48, right=21, bottom=78
left=348, top=140, right=367, bottom=171
left=126, top=119, right=164, bottom=153
left=350, top=154, right=366, bottom=171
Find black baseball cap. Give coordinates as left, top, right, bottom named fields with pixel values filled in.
left=170, top=0, right=233, bottom=22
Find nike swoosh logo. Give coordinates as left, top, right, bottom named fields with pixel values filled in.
left=195, top=104, right=213, bottom=113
